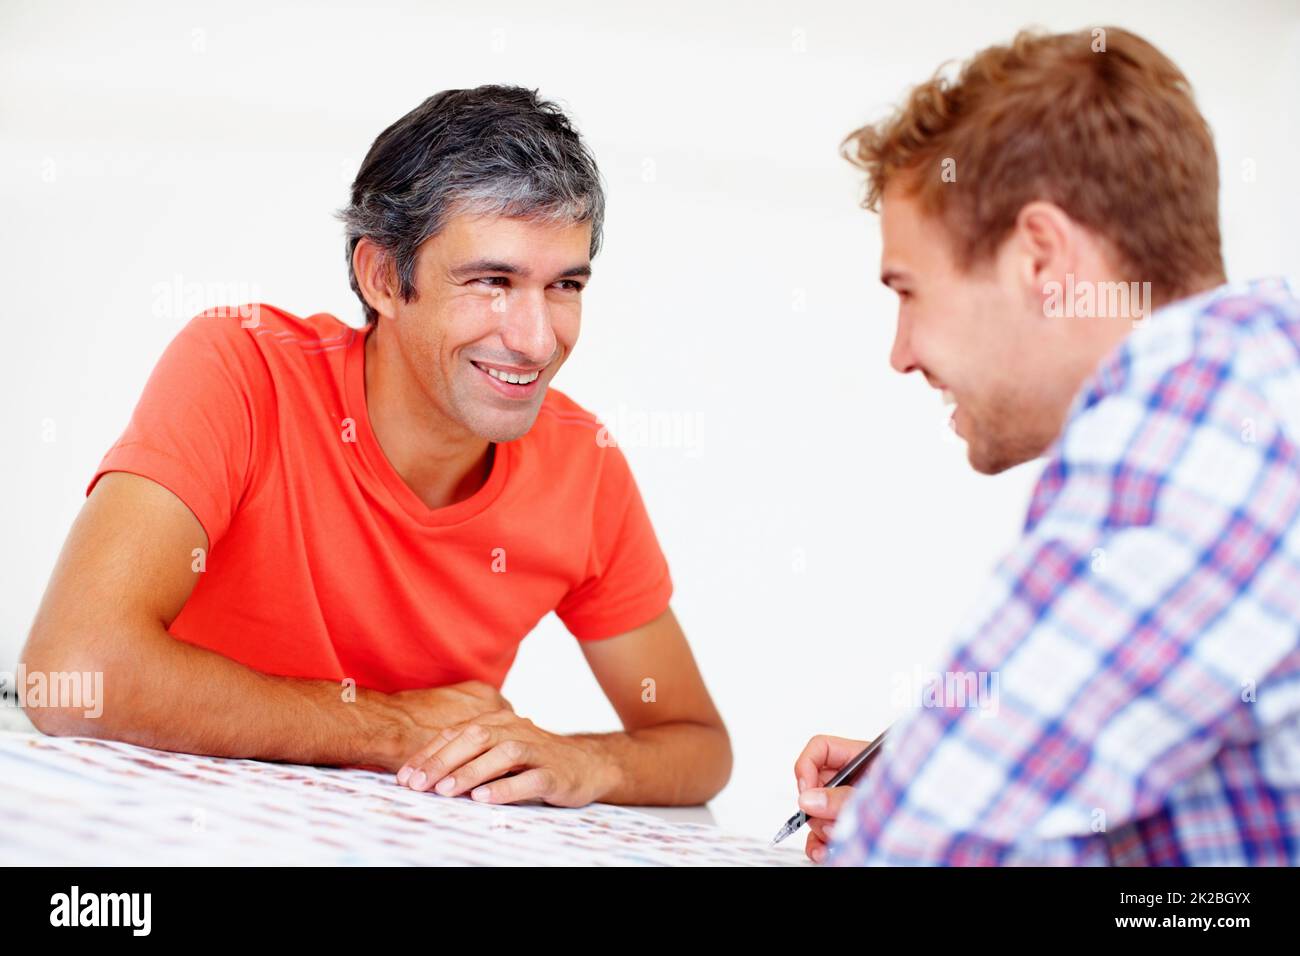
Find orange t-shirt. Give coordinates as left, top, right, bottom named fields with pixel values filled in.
left=87, top=305, right=673, bottom=692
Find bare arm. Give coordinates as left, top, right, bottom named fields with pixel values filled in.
left=572, top=607, right=732, bottom=804
left=20, top=471, right=503, bottom=770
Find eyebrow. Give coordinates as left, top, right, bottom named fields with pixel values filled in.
left=449, top=259, right=592, bottom=281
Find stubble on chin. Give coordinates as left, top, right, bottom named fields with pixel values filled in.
left=460, top=393, right=548, bottom=443
left=963, top=400, right=1055, bottom=476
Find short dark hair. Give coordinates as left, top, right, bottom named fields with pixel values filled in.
left=337, top=85, right=605, bottom=324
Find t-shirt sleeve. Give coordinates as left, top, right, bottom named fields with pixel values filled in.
left=555, top=442, right=673, bottom=640
left=86, top=313, right=262, bottom=545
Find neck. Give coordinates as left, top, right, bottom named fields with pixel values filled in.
left=1151, top=271, right=1228, bottom=313
left=363, top=322, right=492, bottom=510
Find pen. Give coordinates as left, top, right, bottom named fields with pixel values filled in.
left=771, top=728, right=890, bottom=846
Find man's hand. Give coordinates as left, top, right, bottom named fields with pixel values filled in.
left=381, top=681, right=512, bottom=770
left=395, top=709, right=616, bottom=808
left=794, top=734, right=869, bottom=864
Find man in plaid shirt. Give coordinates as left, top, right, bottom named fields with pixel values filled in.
left=793, top=27, right=1300, bottom=865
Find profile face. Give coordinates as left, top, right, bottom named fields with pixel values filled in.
left=387, top=212, right=593, bottom=443
left=878, top=183, right=1057, bottom=475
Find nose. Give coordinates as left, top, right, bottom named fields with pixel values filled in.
left=499, top=289, right=557, bottom=365
left=889, top=310, right=917, bottom=375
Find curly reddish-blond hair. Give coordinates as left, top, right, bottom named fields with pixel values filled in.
left=843, top=27, right=1224, bottom=303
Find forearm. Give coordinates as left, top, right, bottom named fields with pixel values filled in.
left=21, top=621, right=410, bottom=770
left=572, top=720, right=732, bottom=806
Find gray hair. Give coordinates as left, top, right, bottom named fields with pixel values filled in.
left=337, top=85, right=606, bottom=324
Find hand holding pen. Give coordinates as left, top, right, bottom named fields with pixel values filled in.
left=777, top=728, right=890, bottom=863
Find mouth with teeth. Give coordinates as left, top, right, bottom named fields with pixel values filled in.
left=472, top=360, right=544, bottom=397
left=941, top=388, right=961, bottom=434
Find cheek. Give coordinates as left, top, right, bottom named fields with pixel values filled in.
left=551, top=306, right=581, bottom=353
left=932, top=301, right=995, bottom=360
left=909, top=314, right=953, bottom=374
left=436, top=297, right=501, bottom=356
left=390, top=307, right=438, bottom=362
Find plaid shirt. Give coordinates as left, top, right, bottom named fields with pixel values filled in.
left=830, top=277, right=1300, bottom=866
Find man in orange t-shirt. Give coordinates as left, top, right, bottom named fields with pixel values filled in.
left=21, top=86, right=730, bottom=809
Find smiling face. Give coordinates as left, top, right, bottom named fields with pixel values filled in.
left=879, top=181, right=1085, bottom=475
left=383, top=212, right=592, bottom=443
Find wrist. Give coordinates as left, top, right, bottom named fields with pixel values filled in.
left=352, top=690, right=415, bottom=772
left=574, top=733, right=627, bottom=804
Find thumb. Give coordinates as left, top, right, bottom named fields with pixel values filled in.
left=797, top=785, right=854, bottom=821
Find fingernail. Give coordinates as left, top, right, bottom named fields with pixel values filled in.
left=397, top=767, right=412, bottom=785
left=471, top=787, right=490, bottom=802
left=796, top=777, right=807, bottom=792
left=812, top=846, right=826, bottom=863
left=410, top=771, right=427, bottom=790
left=799, top=790, right=826, bottom=811
left=435, top=776, right=456, bottom=795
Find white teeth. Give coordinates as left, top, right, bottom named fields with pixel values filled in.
left=481, top=364, right=539, bottom=385
left=941, top=389, right=956, bottom=407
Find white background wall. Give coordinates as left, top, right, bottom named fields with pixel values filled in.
left=3, top=0, right=1298, bottom=841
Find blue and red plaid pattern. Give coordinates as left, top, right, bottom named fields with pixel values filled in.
left=830, top=277, right=1300, bottom=865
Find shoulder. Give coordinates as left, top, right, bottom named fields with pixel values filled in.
left=535, top=387, right=603, bottom=427
left=164, top=303, right=359, bottom=389
left=179, top=302, right=358, bottom=356
left=519, top=388, right=635, bottom=485
left=528, top=388, right=608, bottom=447
left=1058, top=280, right=1300, bottom=461
left=1031, top=280, right=1300, bottom=531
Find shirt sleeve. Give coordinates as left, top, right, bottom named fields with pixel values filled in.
left=86, top=312, right=264, bottom=546
left=555, top=441, right=674, bottom=640
left=830, top=351, right=1300, bottom=865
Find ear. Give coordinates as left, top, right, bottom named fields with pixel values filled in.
left=352, top=238, right=400, bottom=321
left=1011, top=201, right=1077, bottom=307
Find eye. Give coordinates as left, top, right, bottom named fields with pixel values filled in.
left=553, top=279, right=585, bottom=292
left=472, top=276, right=509, bottom=288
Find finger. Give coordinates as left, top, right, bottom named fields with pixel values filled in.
left=469, top=768, right=556, bottom=806
left=794, top=736, right=830, bottom=791
left=406, top=723, right=497, bottom=792
left=797, top=785, right=854, bottom=822
left=448, top=708, right=515, bottom=730
left=396, top=726, right=459, bottom=785
left=793, top=735, right=867, bottom=792
left=398, top=710, right=520, bottom=786
left=808, top=817, right=831, bottom=842
left=437, top=739, right=533, bottom=797
left=805, top=830, right=828, bottom=864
